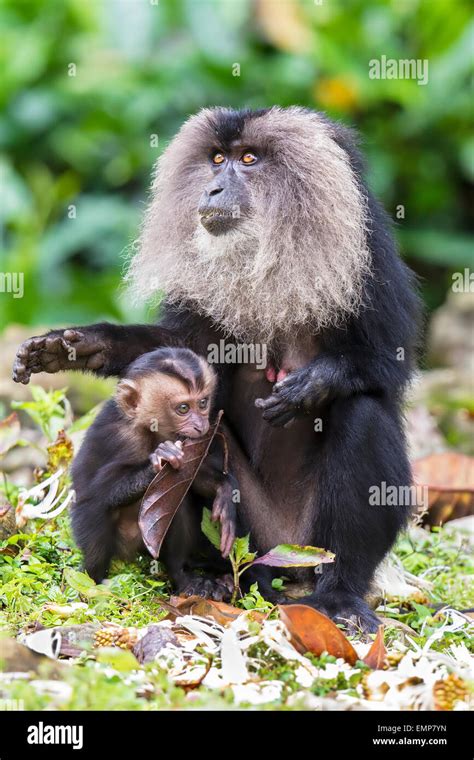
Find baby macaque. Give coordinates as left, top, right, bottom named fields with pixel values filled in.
left=71, top=348, right=237, bottom=600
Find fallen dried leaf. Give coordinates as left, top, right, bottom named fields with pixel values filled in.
left=363, top=625, right=388, bottom=670
left=168, top=595, right=241, bottom=626
left=413, top=452, right=474, bottom=526
left=278, top=604, right=358, bottom=665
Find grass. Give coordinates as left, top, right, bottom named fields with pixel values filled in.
left=0, top=387, right=473, bottom=710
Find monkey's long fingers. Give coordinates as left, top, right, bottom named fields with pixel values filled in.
left=262, top=405, right=297, bottom=427
left=13, top=330, right=106, bottom=384
left=255, top=395, right=282, bottom=411
left=273, top=372, right=303, bottom=393
left=168, top=457, right=182, bottom=469
left=256, top=394, right=297, bottom=424
left=155, top=443, right=184, bottom=469
left=220, top=521, right=235, bottom=558
left=211, top=498, right=223, bottom=521
left=61, top=331, right=107, bottom=371
left=63, top=331, right=106, bottom=358
left=62, top=329, right=84, bottom=343
left=13, top=336, right=47, bottom=383
left=150, top=453, right=164, bottom=472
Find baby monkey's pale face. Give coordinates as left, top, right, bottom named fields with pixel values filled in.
left=158, top=386, right=211, bottom=440
left=116, top=368, right=216, bottom=441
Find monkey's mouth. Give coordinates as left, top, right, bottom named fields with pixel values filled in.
left=176, top=432, right=205, bottom=442
left=198, top=208, right=241, bottom=236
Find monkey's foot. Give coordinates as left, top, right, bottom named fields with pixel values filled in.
left=177, top=573, right=233, bottom=602
left=294, top=591, right=380, bottom=635
left=13, top=329, right=107, bottom=384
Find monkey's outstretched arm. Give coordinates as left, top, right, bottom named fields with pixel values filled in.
left=12, top=323, right=181, bottom=384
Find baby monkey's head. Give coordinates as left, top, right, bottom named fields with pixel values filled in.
left=115, top=347, right=217, bottom=440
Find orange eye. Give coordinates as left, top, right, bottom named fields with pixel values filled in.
left=212, top=153, right=225, bottom=165
left=241, top=152, right=257, bottom=165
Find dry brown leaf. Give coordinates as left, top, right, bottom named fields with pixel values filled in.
left=413, top=452, right=474, bottom=526
left=139, top=411, right=224, bottom=558
left=363, top=625, right=388, bottom=670
left=278, top=604, right=358, bottom=665
left=47, top=429, right=74, bottom=472
left=167, top=595, right=242, bottom=626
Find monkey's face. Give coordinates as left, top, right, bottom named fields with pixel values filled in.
left=197, top=145, right=258, bottom=236
left=158, top=389, right=211, bottom=440
left=116, top=360, right=216, bottom=441
left=130, top=106, right=371, bottom=342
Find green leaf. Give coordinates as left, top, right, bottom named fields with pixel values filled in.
left=201, top=507, right=221, bottom=551
left=232, top=535, right=256, bottom=566
left=238, top=582, right=273, bottom=612
left=96, top=648, right=139, bottom=672
left=11, top=386, right=70, bottom=441
left=252, top=544, right=335, bottom=568
left=69, top=403, right=102, bottom=434
left=63, top=568, right=111, bottom=599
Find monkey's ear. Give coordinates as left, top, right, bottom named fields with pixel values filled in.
left=116, top=379, right=139, bottom=417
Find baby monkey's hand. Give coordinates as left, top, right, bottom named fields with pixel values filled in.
left=150, top=440, right=185, bottom=472
left=211, top=481, right=237, bottom=558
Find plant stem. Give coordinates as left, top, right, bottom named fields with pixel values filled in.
left=230, top=556, right=240, bottom=605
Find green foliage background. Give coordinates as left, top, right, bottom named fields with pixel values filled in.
left=1, top=0, right=472, bottom=328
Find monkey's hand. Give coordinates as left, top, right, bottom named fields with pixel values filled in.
left=211, top=481, right=236, bottom=558
left=13, top=328, right=107, bottom=384
left=150, top=440, right=185, bottom=472
left=255, top=362, right=331, bottom=427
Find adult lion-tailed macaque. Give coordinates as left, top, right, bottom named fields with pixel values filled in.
left=71, top=347, right=237, bottom=599
left=14, top=106, right=421, bottom=631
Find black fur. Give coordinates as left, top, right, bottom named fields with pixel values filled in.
left=14, top=109, right=421, bottom=631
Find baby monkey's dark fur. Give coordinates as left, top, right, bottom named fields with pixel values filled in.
left=71, top=348, right=237, bottom=600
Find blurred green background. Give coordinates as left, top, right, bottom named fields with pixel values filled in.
left=1, top=0, right=473, bottom=330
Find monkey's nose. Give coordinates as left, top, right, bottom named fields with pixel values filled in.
left=208, top=186, right=223, bottom=197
